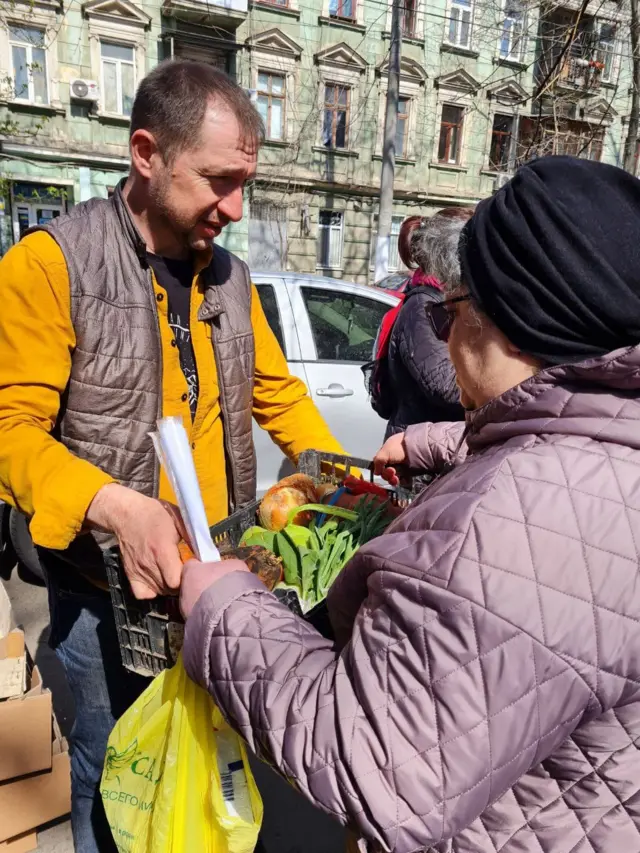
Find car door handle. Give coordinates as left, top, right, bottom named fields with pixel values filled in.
left=316, top=384, right=354, bottom=398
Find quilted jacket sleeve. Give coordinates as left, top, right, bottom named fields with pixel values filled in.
left=183, top=514, right=593, bottom=852
left=403, top=420, right=468, bottom=472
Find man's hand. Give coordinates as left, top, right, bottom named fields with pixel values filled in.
left=180, top=559, right=250, bottom=619
left=86, top=483, right=184, bottom=600
left=373, top=432, right=407, bottom=486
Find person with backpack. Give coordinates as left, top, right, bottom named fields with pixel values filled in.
left=368, top=209, right=472, bottom=439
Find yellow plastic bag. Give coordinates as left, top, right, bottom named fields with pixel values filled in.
left=100, top=654, right=263, bottom=853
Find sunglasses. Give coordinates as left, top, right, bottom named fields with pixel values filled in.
left=426, top=294, right=471, bottom=342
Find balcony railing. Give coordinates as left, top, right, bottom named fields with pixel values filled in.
left=557, top=55, right=604, bottom=90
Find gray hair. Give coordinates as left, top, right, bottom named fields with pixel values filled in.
left=410, top=216, right=466, bottom=294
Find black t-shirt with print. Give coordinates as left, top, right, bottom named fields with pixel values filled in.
left=148, top=253, right=199, bottom=420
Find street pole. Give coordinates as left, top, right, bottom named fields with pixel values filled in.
left=374, top=0, right=401, bottom=282
left=624, top=0, right=640, bottom=173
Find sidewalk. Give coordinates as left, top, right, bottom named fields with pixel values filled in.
left=4, top=568, right=74, bottom=853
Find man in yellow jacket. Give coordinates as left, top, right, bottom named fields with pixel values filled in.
left=0, top=61, right=347, bottom=852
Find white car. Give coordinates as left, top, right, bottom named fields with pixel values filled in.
left=5, top=273, right=398, bottom=581
left=252, top=272, right=399, bottom=494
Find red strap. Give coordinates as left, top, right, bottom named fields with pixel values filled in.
left=375, top=298, right=405, bottom=359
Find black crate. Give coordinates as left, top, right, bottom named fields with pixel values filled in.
left=106, top=499, right=261, bottom=678
left=108, top=451, right=415, bottom=676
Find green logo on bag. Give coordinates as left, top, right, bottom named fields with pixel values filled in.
left=104, top=740, right=139, bottom=785
left=105, top=740, right=163, bottom=787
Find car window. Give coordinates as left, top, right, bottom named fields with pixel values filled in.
left=255, top=283, right=286, bottom=356
left=301, top=287, right=388, bottom=362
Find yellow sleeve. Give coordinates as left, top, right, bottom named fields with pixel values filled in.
left=0, top=233, right=114, bottom=550
left=251, top=284, right=347, bottom=462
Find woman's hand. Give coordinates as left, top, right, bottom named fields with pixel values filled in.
left=180, top=558, right=249, bottom=619
left=373, top=433, right=407, bottom=486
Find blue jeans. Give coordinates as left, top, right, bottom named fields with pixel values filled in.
left=46, top=573, right=150, bottom=853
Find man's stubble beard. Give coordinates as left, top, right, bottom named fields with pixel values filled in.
left=148, top=170, right=200, bottom=253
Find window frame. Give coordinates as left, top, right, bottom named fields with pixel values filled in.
left=489, top=113, right=514, bottom=171
left=445, top=0, right=473, bottom=50
left=438, top=104, right=464, bottom=165
left=395, top=96, right=411, bottom=158
left=322, top=83, right=351, bottom=150
left=316, top=209, right=345, bottom=270
left=401, top=0, right=418, bottom=38
left=498, top=0, right=526, bottom=62
left=100, top=41, right=136, bottom=117
left=329, top=0, right=356, bottom=21
left=9, top=25, right=48, bottom=105
left=596, top=21, right=618, bottom=84
left=256, top=70, right=286, bottom=141
left=369, top=213, right=405, bottom=272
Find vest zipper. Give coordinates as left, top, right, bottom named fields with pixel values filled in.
left=210, top=316, right=238, bottom=514
left=150, top=269, right=163, bottom=500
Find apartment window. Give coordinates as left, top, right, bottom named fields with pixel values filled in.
left=322, top=84, right=350, bottom=149
left=317, top=210, right=344, bottom=268
left=402, top=0, right=418, bottom=38
left=259, top=0, right=289, bottom=5
left=597, top=23, right=617, bottom=83
left=370, top=214, right=404, bottom=271
left=329, top=0, right=355, bottom=20
left=438, top=105, right=463, bottom=164
left=447, top=0, right=473, bottom=49
left=9, top=26, right=48, bottom=104
left=395, top=97, right=410, bottom=158
left=257, top=72, right=285, bottom=141
left=556, top=122, right=603, bottom=161
left=489, top=114, right=513, bottom=171
left=101, top=42, right=135, bottom=116
left=499, top=0, right=526, bottom=61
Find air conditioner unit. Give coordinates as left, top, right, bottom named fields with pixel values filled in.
left=493, top=172, right=512, bottom=192
left=70, top=78, right=100, bottom=102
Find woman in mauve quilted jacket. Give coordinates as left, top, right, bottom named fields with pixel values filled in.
left=181, top=156, right=640, bottom=853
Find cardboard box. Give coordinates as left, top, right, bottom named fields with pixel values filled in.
left=0, top=630, right=26, bottom=701
left=0, top=666, right=53, bottom=782
left=0, top=831, right=37, bottom=853
left=0, top=741, right=71, bottom=843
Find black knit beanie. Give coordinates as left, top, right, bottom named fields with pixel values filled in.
left=459, top=155, right=640, bottom=365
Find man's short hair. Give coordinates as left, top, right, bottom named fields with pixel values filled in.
left=130, top=59, right=264, bottom=162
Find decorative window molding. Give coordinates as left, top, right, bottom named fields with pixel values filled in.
left=248, top=29, right=302, bottom=143
left=0, top=0, right=62, bottom=108
left=315, top=42, right=367, bottom=72
left=435, top=67, right=479, bottom=95
left=582, top=96, right=617, bottom=125
left=485, top=78, right=528, bottom=107
left=315, top=43, right=366, bottom=151
left=83, top=0, right=150, bottom=117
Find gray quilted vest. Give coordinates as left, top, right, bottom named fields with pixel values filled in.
left=31, top=182, right=256, bottom=570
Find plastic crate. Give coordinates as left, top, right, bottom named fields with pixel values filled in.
left=108, top=451, right=416, bottom=677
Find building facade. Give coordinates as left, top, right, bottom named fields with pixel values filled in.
left=0, top=0, right=633, bottom=280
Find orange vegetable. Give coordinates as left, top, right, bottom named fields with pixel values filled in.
left=258, top=473, right=319, bottom=531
